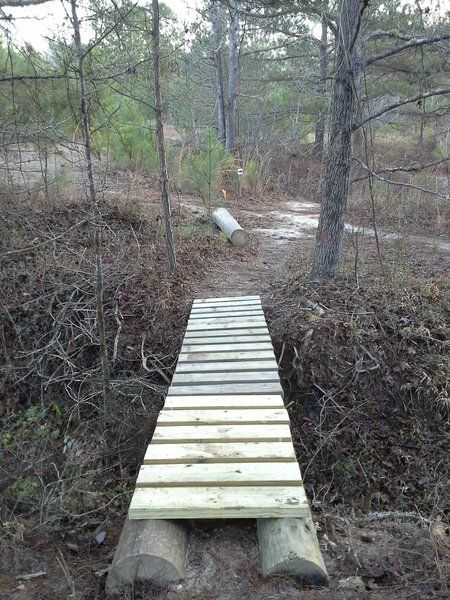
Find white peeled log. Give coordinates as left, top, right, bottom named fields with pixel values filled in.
left=257, top=514, right=328, bottom=585
left=105, top=517, right=189, bottom=594
left=212, top=207, right=248, bottom=247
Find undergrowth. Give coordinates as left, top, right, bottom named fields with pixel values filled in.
left=267, top=265, right=450, bottom=516
left=0, top=191, right=229, bottom=524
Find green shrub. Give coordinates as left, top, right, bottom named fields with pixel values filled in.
left=179, top=128, right=235, bottom=208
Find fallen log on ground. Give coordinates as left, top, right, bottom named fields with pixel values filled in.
left=105, top=517, right=189, bottom=594
left=257, top=514, right=328, bottom=585
left=212, top=207, right=248, bottom=246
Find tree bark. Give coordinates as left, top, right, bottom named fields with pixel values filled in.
left=70, top=0, right=112, bottom=433
left=152, top=0, right=176, bottom=273
left=225, top=0, right=239, bottom=153
left=311, top=0, right=366, bottom=280
left=314, top=15, right=328, bottom=159
left=211, top=1, right=226, bottom=146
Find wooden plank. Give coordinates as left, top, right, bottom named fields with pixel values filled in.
left=191, top=302, right=262, bottom=311
left=171, top=371, right=280, bottom=386
left=143, top=441, right=296, bottom=464
left=193, top=295, right=261, bottom=304
left=163, top=395, right=284, bottom=410
left=136, top=462, right=302, bottom=487
left=157, top=408, right=289, bottom=425
left=189, top=310, right=264, bottom=320
left=184, top=332, right=271, bottom=341
left=151, top=423, right=291, bottom=443
left=128, top=486, right=309, bottom=519
left=191, top=305, right=263, bottom=315
left=178, top=350, right=275, bottom=363
left=187, top=318, right=267, bottom=331
left=181, top=343, right=273, bottom=354
left=175, top=360, right=278, bottom=373
left=187, top=314, right=266, bottom=325
left=183, top=338, right=270, bottom=347
left=167, top=383, right=283, bottom=396
left=190, top=309, right=264, bottom=317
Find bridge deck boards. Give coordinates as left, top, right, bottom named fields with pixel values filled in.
left=128, top=295, right=308, bottom=520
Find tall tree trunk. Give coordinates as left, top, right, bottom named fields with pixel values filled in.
left=352, top=33, right=364, bottom=157
left=152, top=0, right=176, bottom=273
left=70, top=0, right=112, bottom=434
left=311, top=0, right=366, bottom=280
left=211, top=0, right=226, bottom=146
left=225, top=0, right=238, bottom=153
left=314, top=15, right=328, bottom=158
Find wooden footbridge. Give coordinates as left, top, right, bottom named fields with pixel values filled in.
left=106, top=296, right=327, bottom=593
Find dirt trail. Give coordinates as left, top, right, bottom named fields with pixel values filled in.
left=177, top=196, right=303, bottom=300
left=180, top=195, right=450, bottom=302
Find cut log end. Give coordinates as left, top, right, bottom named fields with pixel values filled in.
left=230, top=228, right=248, bottom=247
left=257, top=515, right=328, bottom=586
left=105, top=518, right=189, bottom=595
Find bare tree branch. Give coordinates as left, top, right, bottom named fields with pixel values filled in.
left=356, top=87, right=450, bottom=129
left=364, top=33, right=450, bottom=68
left=0, top=74, right=68, bottom=82
left=0, top=0, right=49, bottom=6
left=351, top=157, right=449, bottom=183
left=352, top=157, right=449, bottom=200
left=0, top=218, right=89, bottom=257
left=363, top=29, right=417, bottom=43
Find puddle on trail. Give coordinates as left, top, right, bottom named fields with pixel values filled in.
left=251, top=200, right=450, bottom=253
left=252, top=201, right=319, bottom=242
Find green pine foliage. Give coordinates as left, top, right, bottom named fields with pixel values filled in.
left=179, top=128, right=235, bottom=207
left=94, top=97, right=159, bottom=171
